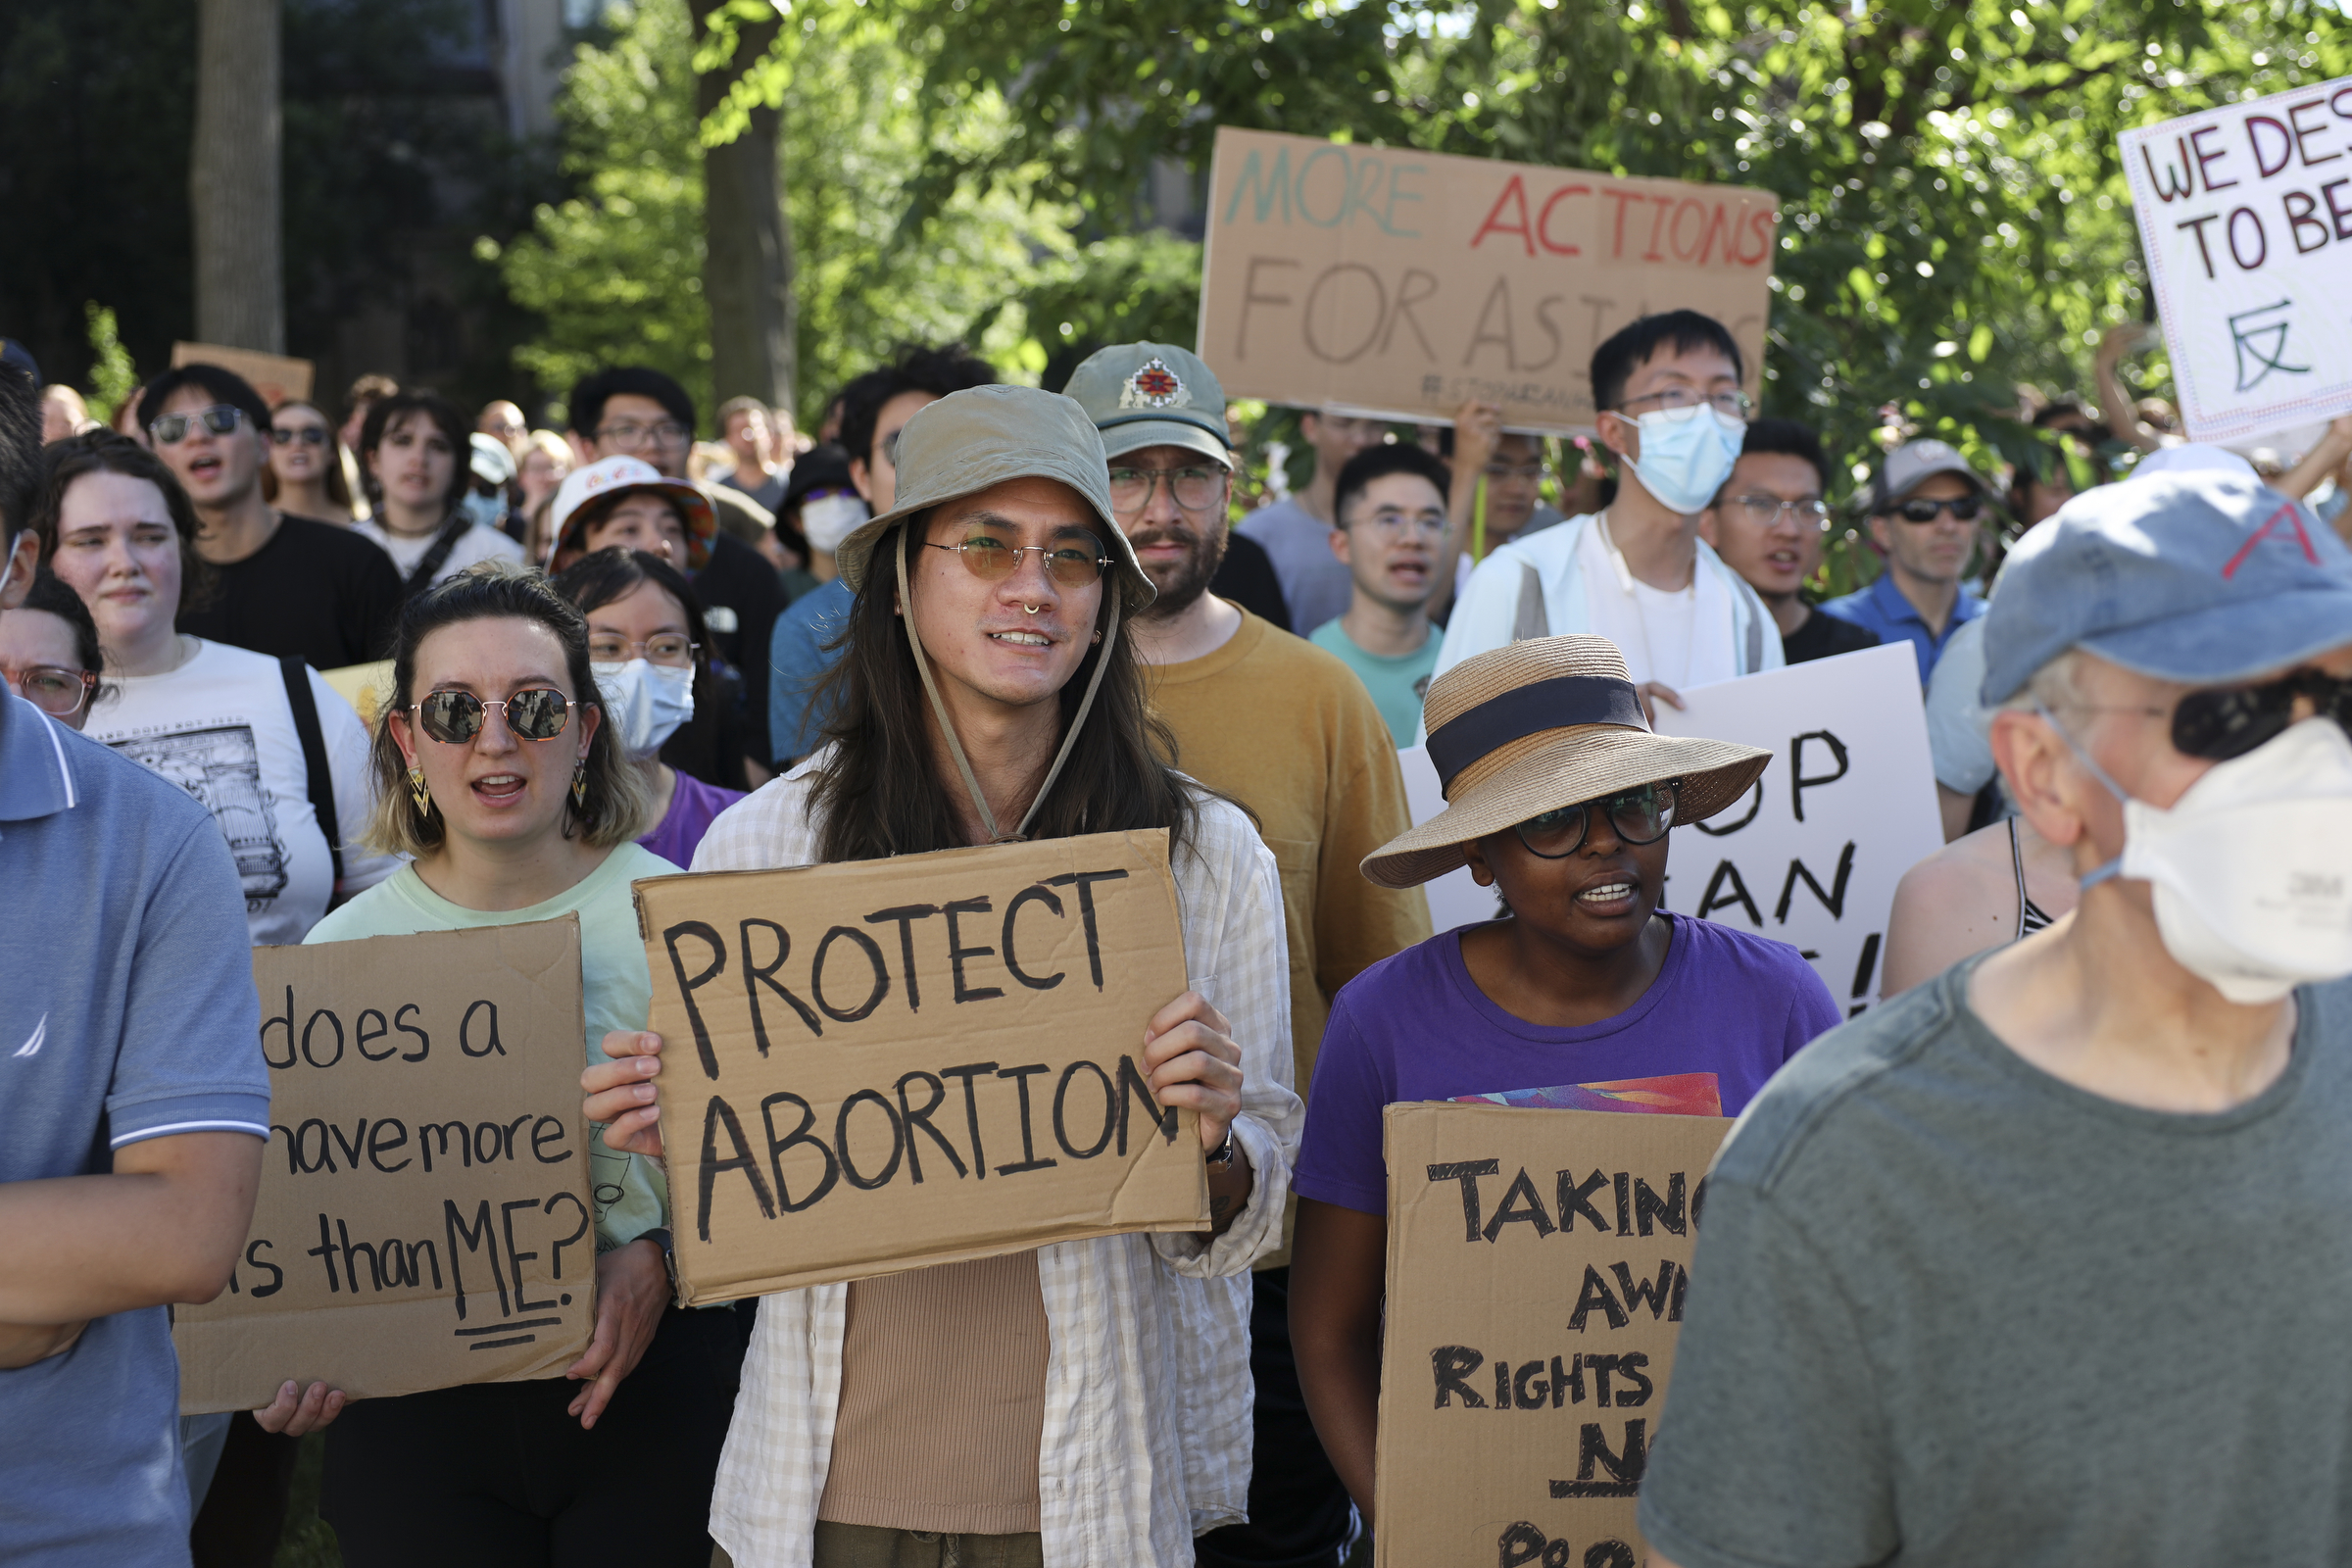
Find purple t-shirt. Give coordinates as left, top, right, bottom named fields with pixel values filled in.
left=1294, top=912, right=1839, bottom=1216
left=638, top=769, right=746, bottom=870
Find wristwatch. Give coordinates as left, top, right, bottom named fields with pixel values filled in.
left=639, top=1227, right=679, bottom=1296
left=1204, top=1129, right=1239, bottom=1172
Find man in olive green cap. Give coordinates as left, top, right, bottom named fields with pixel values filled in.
left=1063, top=343, right=1430, bottom=1568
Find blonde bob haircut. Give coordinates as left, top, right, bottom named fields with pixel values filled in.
left=364, top=559, right=649, bottom=857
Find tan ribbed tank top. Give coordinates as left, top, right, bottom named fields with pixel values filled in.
left=815, top=1250, right=1052, bottom=1535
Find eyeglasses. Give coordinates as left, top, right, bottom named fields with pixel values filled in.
left=2068, top=669, right=2352, bottom=763
left=1511, top=782, right=1678, bottom=858
left=1890, top=496, right=1985, bottom=524
left=1725, top=494, right=1833, bottom=530
left=588, top=634, right=697, bottom=667
left=271, top=424, right=328, bottom=447
left=925, top=534, right=1110, bottom=589
left=1107, top=465, right=1225, bottom=515
left=1355, top=506, right=1446, bottom=539
left=595, top=419, right=691, bottom=452
left=411, top=688, right=574, bottom=744
left=5, top=664, right=96, bottom=718
left=1613, top=389, right=1754, bottom=420
left=149, top=405, right=244, bottom=444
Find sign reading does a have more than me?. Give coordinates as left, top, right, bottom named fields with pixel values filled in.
left=2122, top=77, right=2352, bottom=445
left=176, top=918, right=598, bottom=1415
left=1198, top=126, right=1780, bottom=434
left=632, top=830, right=1211, bottom=1302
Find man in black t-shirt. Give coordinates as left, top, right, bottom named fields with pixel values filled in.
left=1700, top=417, right=1882, bottom=664
left=144, top=365, right=403, bottom=669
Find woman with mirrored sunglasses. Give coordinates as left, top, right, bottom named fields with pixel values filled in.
left=1287, top=635, right=1843, bottom=1527
left=249, top=562, right=745, bottom=1568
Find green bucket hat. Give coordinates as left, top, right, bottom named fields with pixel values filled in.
left=832, top=382, right=1155, bottom=613
left=1061, top=341, right=1234, bottom=468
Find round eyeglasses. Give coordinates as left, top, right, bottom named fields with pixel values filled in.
left=1511, top=782, right=1678, bottom=858
left=411, top=688, right=574, bottom=744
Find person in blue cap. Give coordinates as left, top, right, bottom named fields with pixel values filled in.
left=1640, top=471, right=2352, bottom=1568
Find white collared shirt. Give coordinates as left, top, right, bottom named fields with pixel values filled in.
left=695, top=756, right=1302, bottom=1568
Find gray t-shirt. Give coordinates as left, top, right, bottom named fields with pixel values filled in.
left=1642, top=959, right=2352, bottom=1568
left=0, top=693, right=269, bottom=1564
left=1237, top=496, right=1353, bottom=637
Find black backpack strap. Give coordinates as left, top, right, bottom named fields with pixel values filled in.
left=403, top=513, right=472, bottom=597
left=279, top=657, right=345, bottom=884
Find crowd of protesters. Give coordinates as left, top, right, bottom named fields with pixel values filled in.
left=4, top=290, right=2352, bottom=1568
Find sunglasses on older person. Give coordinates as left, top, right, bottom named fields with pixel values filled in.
left=149, top=405, right=244, bottom=444
left=925, top=532, right=1111, bottom=589
left=1894, top=495, right=1985, bottom=524
left=411, top=688, right=573, bottom=744
left=1512, top=781, right=1678, bottom=858
left=2083, top=668, right=2352, bottom=762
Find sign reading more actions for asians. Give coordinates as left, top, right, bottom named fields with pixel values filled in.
left=2122, top=78, right=2352, bottom=444
left=1198, top=126, right=1780, bottom=434
left=631, top=831, right=1210, bottom=1301
left=175, top=918, right=597, bottom=1415
left=1376, top=1102, right=1731, bottom=1568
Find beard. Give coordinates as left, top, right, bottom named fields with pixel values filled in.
left=1129, top=519, right=1228, bottom=621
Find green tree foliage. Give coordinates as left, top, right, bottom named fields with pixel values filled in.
left=492, top=0, right=1060, bottom=427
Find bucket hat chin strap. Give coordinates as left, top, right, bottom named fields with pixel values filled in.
left=895, top=528, right=1123, bottom=845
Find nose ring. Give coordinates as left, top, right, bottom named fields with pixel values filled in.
left=1024, top=603, right=1043, bottom=615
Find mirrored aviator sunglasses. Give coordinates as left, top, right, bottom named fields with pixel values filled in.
left=1512, top=782, right=1678, bottom=858
left=414, top=688, right=572, bottom=744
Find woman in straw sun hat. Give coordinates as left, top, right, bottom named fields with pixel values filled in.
left=1285, top=633, right=1842, bottom=1526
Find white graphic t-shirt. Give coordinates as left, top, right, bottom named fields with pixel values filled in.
left=86, top=639, right=398, bottom=947
left=352, top=517, right=521, bottom=591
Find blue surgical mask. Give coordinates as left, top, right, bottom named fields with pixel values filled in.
left=460, top=490, right=507, bottom=532
left=1626, top=405, right=1747, bottom=515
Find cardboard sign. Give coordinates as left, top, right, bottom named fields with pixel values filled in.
left=175, top=919, right=597, bottom=1414
left=1654, top=644, right=1942, bottom=1015
left=170, top=341, right=316, bottom=408
left=631, top=831, right=1210, bottom=1301
left=1376, top=1102, right=1731, bottom=1567
left=1198, top=127, right=1778, bottom=434
left=2121, top=79, right=2352, bottom=444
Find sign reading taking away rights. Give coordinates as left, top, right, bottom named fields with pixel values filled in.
left=176, top=918, right=596, bottom=1414
left=631, top=831, right=1209, bottom=1301
left=1198, top=126, right=1779, bottom=433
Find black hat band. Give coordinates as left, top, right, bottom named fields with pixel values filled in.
left=1425, top=674, right=1648, bottom=792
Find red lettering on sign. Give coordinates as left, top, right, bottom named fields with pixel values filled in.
left=1737, top=209, right=1775, bottom=266
left=1471, top=176, right=1536, bottom=256
left=1600, top=189, right=1646, bottom=259
left=1536, top=184, right=1590, bottom=256
left=1642, top=195, right=1675, bottom=262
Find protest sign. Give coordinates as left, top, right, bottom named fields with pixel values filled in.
left=1654, top=643, right=1942, bottom=1014
left=1198, top=126, right=1779, bottom=434
left=170, top=340, right=316, bottom=407
left=630, top=830, right=1210, bottom=1301
left=1376, top=1101, right=1730, bottom=1568
left=2121, top=79, right=2352, bottom=445
left=176, top=918, right=596, bottom=1414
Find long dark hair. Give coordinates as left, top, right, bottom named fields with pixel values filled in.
left=357, top=390, right=471, bottom=512
left=807, top=518, right=1199, bottom=862
left=363, top=560, right=648, bottom=857
left=30, top=430, right=216, bottom=612
left=273, top=400, right=354, bottom=510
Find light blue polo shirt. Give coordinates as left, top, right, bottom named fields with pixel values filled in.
left=0, top=690, right=269, bottom=1566
left=1818, top=567, right=1986, bottom=687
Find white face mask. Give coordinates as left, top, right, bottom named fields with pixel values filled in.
left=799, top=491, right=868, bottom=554
left=2061, top=710, right=2352, bottom=1004
left=591, top=658, right=696, bottom=758
left=1626, top=404, right=1747, bottom=515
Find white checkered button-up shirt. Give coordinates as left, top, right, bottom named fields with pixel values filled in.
left=695, top=757, right=1302, bottom=1568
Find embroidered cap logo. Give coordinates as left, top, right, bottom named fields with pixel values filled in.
left=1122, top=359, right=1186, bottom=411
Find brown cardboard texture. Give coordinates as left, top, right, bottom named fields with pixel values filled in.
left=175, top=918, right=596, bottom=1415
left=1375, top=1102, right=1731, bottom=1568
left=170, top=340, right=316, bottom=406
left=1199, top=126, right=1778, bottom=435
left=632, top=830, right=1210, bottom=1301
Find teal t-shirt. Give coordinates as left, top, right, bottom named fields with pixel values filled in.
left=1307, top=618, right=1439, bottom=748
left=305, top=841, right=678, bottom=1254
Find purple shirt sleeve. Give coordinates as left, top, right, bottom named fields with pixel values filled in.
left=1294, top=990, right=1395, bottom=1216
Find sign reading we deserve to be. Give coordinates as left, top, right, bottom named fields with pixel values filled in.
left=1654, top=643, right=1943, bottom=1014
left=1198, top=127, right=1779, bottom=434
left=176, top=918, right=597, bottom=1414
left=631, top=831, right=1210, bottom=1301
left=2122, top=79, right=2352, bottom=444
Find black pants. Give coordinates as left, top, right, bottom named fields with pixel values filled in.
left=1193, top=1268, right=1356, bottom=1568
left=320, top=1304, right=743, bottom=1568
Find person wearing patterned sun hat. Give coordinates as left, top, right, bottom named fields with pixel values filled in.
left=1284, top=633, right=1841, bottom=1529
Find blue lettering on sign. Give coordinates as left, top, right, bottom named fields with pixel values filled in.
left=1221, top=143, right=1426, bottom=237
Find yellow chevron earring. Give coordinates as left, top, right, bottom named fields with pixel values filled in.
left=408, top=765, right=431, bottom=816
left=571, top=758, right=589, bottom=808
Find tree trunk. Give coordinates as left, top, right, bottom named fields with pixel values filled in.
left=190, top=0, right=284, bottom=353
left=693, top=8, right=797, bottom=420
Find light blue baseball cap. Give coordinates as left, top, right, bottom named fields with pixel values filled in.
left=1981, top=473, right=2352, bottom=705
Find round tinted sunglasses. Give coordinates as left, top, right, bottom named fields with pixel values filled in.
left=924, top=534, right=1110, bottom=589
left=411, top=688, right=574, bottom=744
left=1512, top=782, right=1678, bottom=858
left=2079, top=668, right=2352, bottom=761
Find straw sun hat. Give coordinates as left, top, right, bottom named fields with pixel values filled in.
left=1362, top=635, right=1772, bottom=889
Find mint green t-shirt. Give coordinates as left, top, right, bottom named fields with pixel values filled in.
left=1307, top=618, right=1439, bottom=748
left=305, top=841, right=678, bottom=1254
